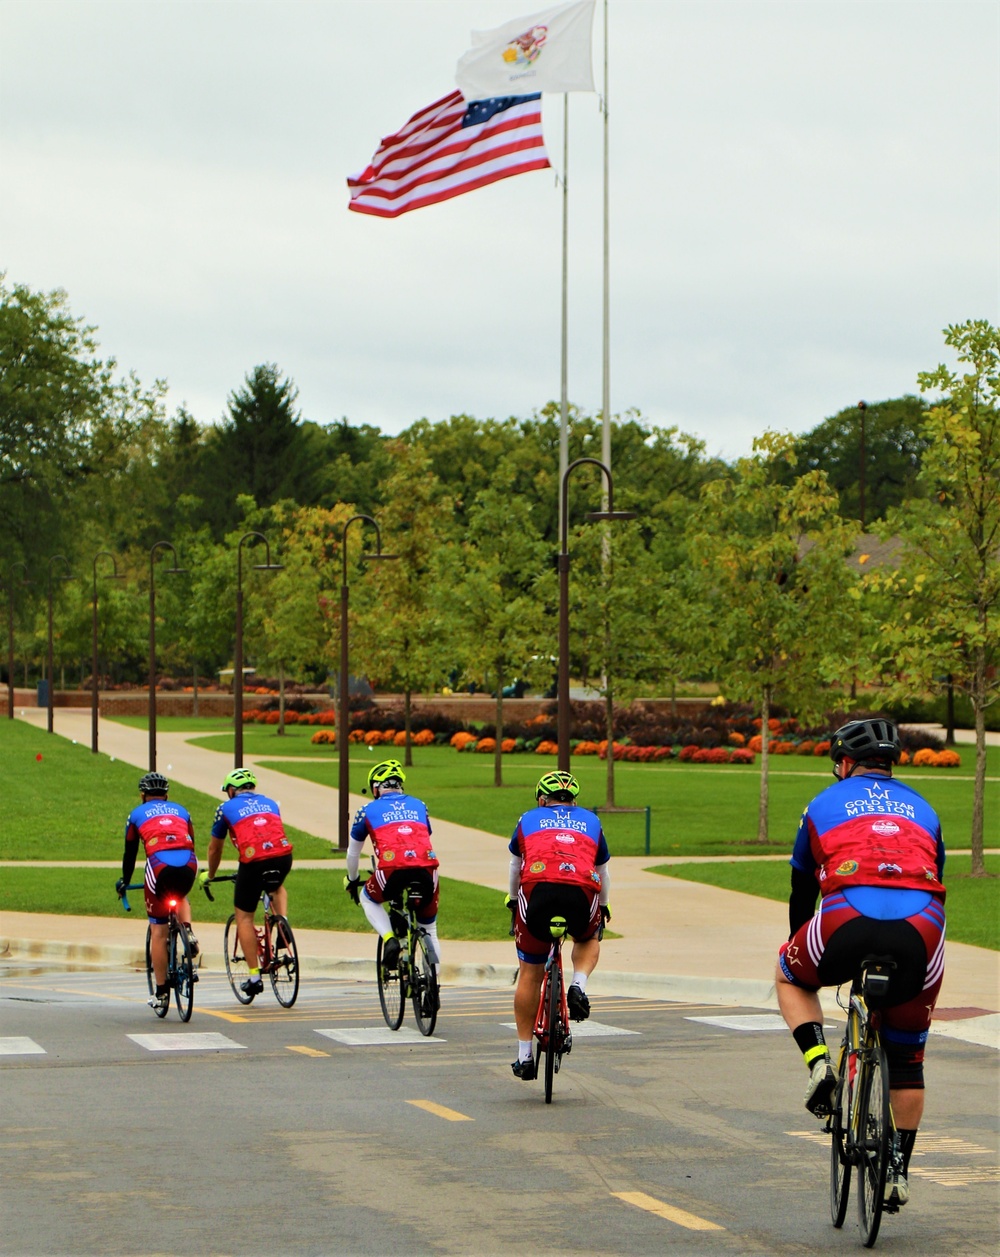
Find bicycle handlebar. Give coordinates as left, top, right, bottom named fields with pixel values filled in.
left=200, top=872, right=237, bottom=902
left=117, top=882, right=144, bottom=914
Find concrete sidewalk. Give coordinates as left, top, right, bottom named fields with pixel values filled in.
left=5, top=708, right=998, bottom=1042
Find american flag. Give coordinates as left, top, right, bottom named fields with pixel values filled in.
left=348, top=90, right=550, bottom=218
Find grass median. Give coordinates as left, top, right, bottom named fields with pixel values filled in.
left=649, top=855, right=998, bottom=950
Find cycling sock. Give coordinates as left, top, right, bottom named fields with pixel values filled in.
left=248, top=967, right=260, bottom=978
left=897, top=1129, right=917, bottom=1174
left=518, top=1040, right=533, bottom=1063
left=571, top=972, right=588, bottom=993
left=793, top=1022, right=828, bottom=1065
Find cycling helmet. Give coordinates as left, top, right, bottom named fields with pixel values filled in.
left=221, top=767, right=258, bottom=792
left=138, top=771, right=169, bottom=795
left=829, top=719, right=901, bottom=765
left=536, top=770, right=580, bottom=802
left=367, top=759, right=406, bottom=793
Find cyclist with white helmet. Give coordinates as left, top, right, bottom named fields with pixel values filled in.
left=198, top=768, right=293, bottom=1000
left=775, top=717, right=946, bottom=1209
left=507, top=770, right=611, bottom=1081
left=344, top=760, right=441, bottom=974
left=116, top=771, right=199, bottom=1012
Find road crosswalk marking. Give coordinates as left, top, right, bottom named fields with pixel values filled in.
left=686, top=1014, right=788, bottom=1032
left=314, top=1027, right=444, bottom=1046
left=499, top=1020, right=639, bottom=1038
left=127, top=1033, right=245, bottom=1051
left=0, top=1037, right=45, bottom=1055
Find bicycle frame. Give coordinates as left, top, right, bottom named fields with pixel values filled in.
left=533, top=918, right=572, bottom=1103
left=119, top=882, right=195, bottom=1021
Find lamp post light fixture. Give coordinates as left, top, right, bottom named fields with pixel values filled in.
left=233, top=532, right=283, bottom=769
left=338, top=515, right=396, bottom=849
left=148, top=542, right=187, bottom=771
left=557, top=457, right=635, bottom=771
left=6, top=562, right=29, bottom=720
left=91, top=551, right=126, bottom=754
left=46, top=555, right=78, bottom=734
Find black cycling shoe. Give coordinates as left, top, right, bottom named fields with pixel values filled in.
left=240, top=977, right=264, bottom=1000
left=511, top=1058, right=536, bottom=1081
left=567, top=984, right=591, bottom=1021
left=381, top=935, right=400, bottom=969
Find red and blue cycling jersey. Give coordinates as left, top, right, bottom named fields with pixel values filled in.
left=124, top=800, right=195, bottom=859
left=509, top=804, right=609, bottom=893
left=350, top=794, right=437, bottom=873
left=211, top=792, right=292, bottom=864
left=791, top=775, right=945, bottom=902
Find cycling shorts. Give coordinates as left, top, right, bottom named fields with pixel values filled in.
left=144, top=851, right=197, bottom=923
left=515, top=882, right=600, bottom=965
left=364, top=866, right=439, bottom=923
left=233, top=853, right=293, bottom=913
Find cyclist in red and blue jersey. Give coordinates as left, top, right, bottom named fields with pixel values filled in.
left=776, top=717, right=946, bottom=1209
left=116, top=771, right=199, bottom=1012
left=506, top=770, right=611, bottom=1081
left=343, top=759, right=441, bottom=974
left=198, top=768, right=293, bottom=1001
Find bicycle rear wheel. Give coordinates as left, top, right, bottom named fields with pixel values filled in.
left=829, top=1041, right=852, bottom=1228
left=857, top=1042, right=891, bottom=1248
left=543, top=959, right=563, bottom=1104
left=268, top=915, right=299, bottom=1008
left=377, top=934, right=406, bottom=1030
left=224, top=914, right=254, bottom=1005
left=410, top=929, right=439, bottom=1037
left=172, top=922, right=194, bottom=1023
left=145, top=924, right=169, bottom=1018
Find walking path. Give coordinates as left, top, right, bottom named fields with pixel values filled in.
left=3, top=708, right=997, bottom=1047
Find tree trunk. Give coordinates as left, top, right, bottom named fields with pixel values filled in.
left=605, top=688, right=616, bottom=807
left=670, top=678, right=677, bottom=719
left=495, top=680, right=504, bottom=788
left=277, top=661, right=285, bottom=735
left=403, top=688, right=413, bottom=767
left=970, top=648, right=987, bottom=876
left=757, top=684, right=771, bottom=843
left=192, top=662, right=199, bottom=718
left=945, top=676, right=955, bottom=746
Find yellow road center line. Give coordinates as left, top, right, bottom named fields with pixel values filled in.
left=612, top=1191, right=724, bottom=1232
left=407, top=1100, right=474, bottom=1122
left=287, top=1045, right=330, bottom=1057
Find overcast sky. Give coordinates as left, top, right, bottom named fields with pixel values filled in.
left=2, top=0, right=997, bottom=459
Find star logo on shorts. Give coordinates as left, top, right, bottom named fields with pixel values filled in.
left=785, top=944, right=801, bottom=967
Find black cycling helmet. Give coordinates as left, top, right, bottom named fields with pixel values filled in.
left=829, top=719, right=901, bottom=765
left=138, top=771, right=169, bottom=795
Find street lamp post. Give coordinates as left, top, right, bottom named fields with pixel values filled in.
left=557, top=458, right=635, bottom=770
left=857, top=400, right=868, bottom=531
left=148, top=542, right=187, bottom=771
left=6, top=562, right=29, bottom=719
left=91, top=552, right=125, bottom=754
left=234, top=532, right=283, bottom=768
left=46, top=555, right=77, bottom=734
left=338, top=515, right=396, bottom=849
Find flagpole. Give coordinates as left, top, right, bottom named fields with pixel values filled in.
left=560, top=94, right=569, bottom=494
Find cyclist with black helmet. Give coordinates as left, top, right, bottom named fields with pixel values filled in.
left=116, top=772, right=200, bottom=1011
left=198, top=768, right=293, bottom=1000
left=343, top=759, right=441, bottom=973
left=506, top=770, right=611, bottom=1081
left=775, top=717, right=946, bottom=1208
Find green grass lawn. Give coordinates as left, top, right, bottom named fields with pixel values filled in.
left=0, top=867, right=510, bottom=941
left=649, top=855, right=999, bottom=950
left=0, top=718, right=335, bottom=861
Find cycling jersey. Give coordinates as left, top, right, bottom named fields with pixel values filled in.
left=509, top=804, right=609, bottom=893
left=124, top=800, right=195, bottom=857
left=211, top=792, right=293, bottom=864
left=350, top=793, right=438, bottom=874
left=791, top=775, right=945, bottom=897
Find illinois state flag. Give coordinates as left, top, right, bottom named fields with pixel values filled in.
left=456, top=0, right=596, bottom=100
left=348, top=91, right=550, bottom=218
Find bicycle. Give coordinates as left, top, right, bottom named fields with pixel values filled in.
left=828, top=954, right=904, bottom=1249
left=377, top=875, right=440, bottom=1037
left=202, top=874, right=299, bottom=1008
left=532, top=915, right=573, bottom=1104
left=119, top=883, right=196, bottom=1022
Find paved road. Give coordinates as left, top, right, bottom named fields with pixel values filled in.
left=1, top=961, right=997, bottom=1257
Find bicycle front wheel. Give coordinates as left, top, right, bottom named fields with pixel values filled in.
left=543, top=960, right=563, bottom=1104
left=172, top=922, right=195, bottom=1023
left=377, top=934, right=406, bottom=1030
left=410, top=930, right=439, bottom=1037
left=857, top=1042, right=891, bottom=1248
left=268, top=915, right=299, bottom=1008
left=829, top=1042, right=852, bottom=1228
left=224, top=914, right=254, bottom=1005
left=145, top=924, right=169, bottom=1018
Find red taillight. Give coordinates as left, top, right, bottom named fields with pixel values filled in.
left=168, top=899, right=178, bottom=909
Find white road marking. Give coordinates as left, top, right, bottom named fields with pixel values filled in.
left=499, top=1021, right=639, bottom=1037
left=314, top=1027, right=445, bottom=1046
left=686, top=1014, right=789, bottom=1032
left=0, top=1037, right=46, bottom=1055
left=127, top=1033, right=246, bottom=1051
